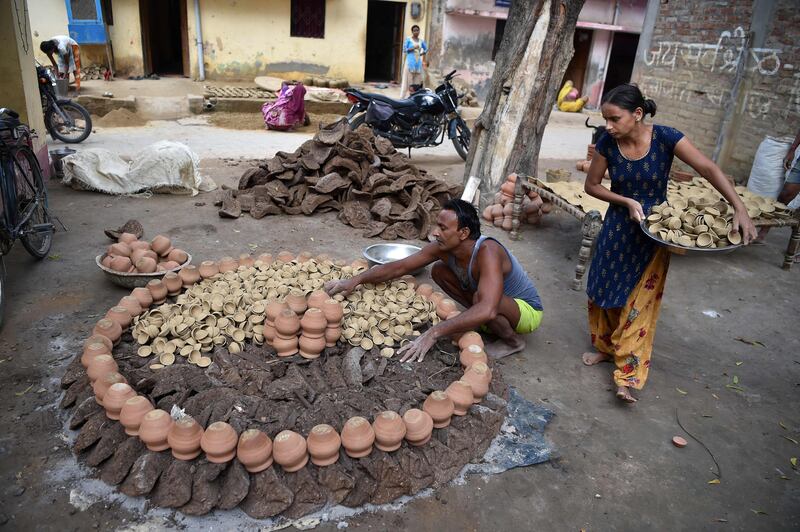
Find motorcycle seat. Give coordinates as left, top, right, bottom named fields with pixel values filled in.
left=351, top=90, right=417, bottom=109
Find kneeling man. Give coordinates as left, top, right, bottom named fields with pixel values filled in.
left=325, top=199, right=543, bottom=362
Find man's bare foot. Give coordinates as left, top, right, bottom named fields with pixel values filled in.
left=485, top=335, right=526, bottom=359
left=582, top=351, right=611, bottom=366
left=615, top=386, right=637, bottom=403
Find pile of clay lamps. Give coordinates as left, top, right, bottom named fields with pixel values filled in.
left=667, top=177, right=793, bottom=220
left=646, top=198, right=743, bottom=248
left=481, top=173, right=552, bottom=230
left=101, top=233, right=190, bottom=274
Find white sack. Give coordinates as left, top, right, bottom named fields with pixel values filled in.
left=747, top=136, right=792, bottom=199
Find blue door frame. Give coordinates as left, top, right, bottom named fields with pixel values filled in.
left=65, top=0, right=108, bottom=44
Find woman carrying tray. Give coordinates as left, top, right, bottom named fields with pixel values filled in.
left=581, top=84, right=757, bottom=403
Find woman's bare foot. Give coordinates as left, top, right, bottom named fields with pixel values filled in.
left=582, top=351, right=611, bottom=365
left=485, top=335, right=526, bottom=359
left=615, top=386, right=637, bottom=403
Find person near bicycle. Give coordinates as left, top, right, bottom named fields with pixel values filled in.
left=40, top=36, right=82, bottom=93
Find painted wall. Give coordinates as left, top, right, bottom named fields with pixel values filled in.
left=107, top=0, right=145, bottom=76
left=28, top=0, right=69, bottom=66
left=439, top=12, right=497, bottom=98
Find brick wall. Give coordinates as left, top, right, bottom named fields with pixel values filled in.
left=633, top=0, right=800, bottom=181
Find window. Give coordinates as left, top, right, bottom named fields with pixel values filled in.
left=291, top=0, right=326, bottom=39
left=70, top=0, right=98, bottom=20
left=492, top=19, right=506, bottom=60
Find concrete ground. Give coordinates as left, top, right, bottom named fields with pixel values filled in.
left=0, top=116, right=797, bottom=530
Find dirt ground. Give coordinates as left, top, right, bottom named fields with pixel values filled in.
left=207, top=112, right=347, bottom=132
left=0, top=138, right=798, bottom=530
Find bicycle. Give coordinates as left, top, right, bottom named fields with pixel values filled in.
left=0, top=108, right=55, bottom=328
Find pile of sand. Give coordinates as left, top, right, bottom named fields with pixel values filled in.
left=94, top=108, right=148, bottom=128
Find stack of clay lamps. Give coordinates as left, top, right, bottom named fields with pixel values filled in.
left=646, top=197, right=746, bottom=249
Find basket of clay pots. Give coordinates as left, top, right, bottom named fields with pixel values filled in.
left=96, top=233, right=192, bottom=288
left=96, top=253, right=193, bottom=288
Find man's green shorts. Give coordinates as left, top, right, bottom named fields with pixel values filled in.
left=480, top=299, right=543, bottom=334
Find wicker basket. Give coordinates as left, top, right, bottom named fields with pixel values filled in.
left=95, top=253, right=192, bottom=289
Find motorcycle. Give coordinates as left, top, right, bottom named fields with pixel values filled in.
left=37, top=64, right=92, bottom=143
left=344, top=70, right=471, bottom=160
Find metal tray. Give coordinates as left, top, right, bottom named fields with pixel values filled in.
left=96, top=253, right=192, bottom=289
left=638, top=219, right=742, bottom=255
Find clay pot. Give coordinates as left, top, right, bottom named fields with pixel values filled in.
left=299, top=308, right=327, bottom=359
left=373, top=411, right=406, bottom=452
left=500, top=180, right=515, bottom=197
left=131, top=287, right=154, bottom=309
left=237, top=429, right=274, bottom=473
left=103, top=382, right=136, bottom=420
left=81, top=340, right=111, bottom=368
left=296, top=251, right=314, bottom=263
left=416, top=283, right=434, bottom=298
left=130, top=248, right=155, bottom=266
left=168, top=248, right=189, bottom=265
left=445, top=380, right=474, bottom=415
left=93, top=371, right=126, bottom=406
left=93, top=318, right=122, bottom=345
left=120, top=396, right=154, bottom=436
left=264, top=300, right=288, bottom=344
left=161, top=260, right=181, bottom=271
left=118, top=232, right=138, bottom=244
left=315, top=253, right=332, bottom=263
left=459, top=344, right=488, bottom=369
left=106, top=306, right=132, bottom=330
left=274, top=309, right=300, bottom=357
left=129, top=240, right=150, bottom=252
left=429, top=292, right=445, bottom=307
left=483, top=205, right=494, bottom=221
left=85, top=334, right=113, bottom=352
left=198, top=260, right=219, bottom=279
left=341, top=416, right=375, bottom=458
left=423, top=390, right=455, bottom=428
left=322, top=299, right=343, bottom=347
left=462, top=362, right=491, bottom=403
left=168, top=417, right=204, bottom=460
left=87, top=354, right=119, bottom=382
left=492, top=204, right=504, bottom=226
left=218, top=256, right=238, bottom=273
left=139, top=409, right=173, bottom=451
left=147, top=279, right=168, bottom=304
left=403, top=408, right=434, bottom=446
left=238, top=253, right=254, bottom=268
left=306, top=290, right=329, bottom=310
left=502, top=216, right=513, bottom=231
left=162, top=272, right=182, bottom=295
left=307, top=424, right=341, bottom=466
left=109, top=242, right=132, bottom=257
left=436, top=298, right=457, bottom=320
left=286, top=290, right=307, bottom=315
left=256, top=253, right=273, bottom=265
left=178, top=265, right=201, bottom=287
left=276, top=251, right=295, bottom=263
left=458, top=331, right=484, bottom=351
left=201, top=421, right=238, bottom=463
left=151, top=235, right=172, bottom=256
left=110, top=255, right=132, bottom=273
left=101, top=255, right=114, bottom=269
left=273, top=430, right=309, bottom=472
left=118, top=296, right=143, bottom=317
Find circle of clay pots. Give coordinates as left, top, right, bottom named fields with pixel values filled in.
left=120, top=396, right=154, bottom=436
left=163, top=272, right=182, bottom=296
left=218, top=256, right=238, bottom=273
left=130, top=287, right=154, bottom=309
left=307, top=424, right=341, bottom=466
left=238, top=254, right=255, bottom=268
left=85, top=334, right=113, bottom=352
left=168, top=248, right=189, bottom=265
left=146, top=279, right=168, bottom=304
left=415, top=283, right=434, bottom=298
left=403, top=408, right=434, bottom=447
left=105, top=306, right=132, bottom=330
left=168, top=417, right=204, bottom=460
left=458, top=331, right=484, bottom=351
left=103, top=382, right=136, bottom=420
left=201, top=421, right=238, bottom=463
left=110, top=255, right=133, bottom=273
left=276, top=251, right=295, bottom=263
left=373, top=411, right=406, bottom=452
left=178, top=265, right=201, bottom=287
left=118, top=232, right=138, bottom=245
left=151, top=235, right=172, bottom=256
left=139, top=409, right=173, bottom=451
left=445, top=380, right=474, bottom=415
left=423, top=390, right=455, bottom=428
left=286, top=290, right=307, bottom=315
left=306, top=290, right=329, bottom=310
left=273, top=430, right=308, bottom=472
left=86, top=354, right=119, bottom=383
left=108, top=242, right=132, bottom=257
left=118, top=296, right=143, bottom=317
left=237, top=429, right=273, bottom=473
left=341, top=416, right=375, bottom=458
left=198, top=260, right=219, bottom=279
left=92, top=371, right=126, bottom=406
left=459, top=344, right=488, bottom=369
left=462, top=362, right=491, bottom=403
left=436, top=298, right=457, bottom=320
left=81, top=341, right=111, bottom=368
left=256, top=253, right=273, bottom=265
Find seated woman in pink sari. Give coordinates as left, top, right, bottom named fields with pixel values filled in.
left=262, top=82, right=307, bottom=130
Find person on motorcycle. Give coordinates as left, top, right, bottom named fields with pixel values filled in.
left=401, top=25, right=427, bottom=97
left=40, top=36, right=82, bottom=93
left=324, top=199, right=544, bottom=362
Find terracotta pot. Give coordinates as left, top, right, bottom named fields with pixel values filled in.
left=482, top=205, right=494, bottom=221
left=459, top=344, right=488, bottom=369
left=403, top=408, right=434, bottom=446
left=502, top=217, right=513, bottom=231
left=500, top=181, right=515, bottom=196
left=131, top=287, right=154, bottom=309
left=458, top=331, right=483, bottom=351
left=436, top=298, right=457, bottom=320
left=276, top=251, right=295, bottom=263
left=296, top=251, right=314, bottom=263
left=87, top=354, right=119, bottom=382
left=93, top=318, right=122, bottom=345
left=178, top=265, right=201, bottom=287
left=218, top=256, right=238, bottom=273
left=324, top=324, right=341, bottom=347
left=462, top=362, right=491, bottom=403
left=106, top=306, right=132, bottom=330
left=120, top=395, right=154, bottom=436
left=507, top=173, right=518, bottom=183
left=299, top=308, right=326, bottom=359
left=315, top=253, right=332, bottom=263
left=307, top=424, right=341, bottom=466
left=286, top=290, right=307, bottom=315
left=429, top=292, right=445, bottom=307
left=415, top=283, right=434, bottom=298
left=109, top=242, right=132, bottom=257
left=160, top=260, right=181, bottom=271
left=85, top=334, right=113, bottom=352
left=151, top=235, right=172, bottom=256
left=322, top=299, right=343, bottom=347
left=341, top=416, right=375, bottom=458
left=423, top=390, right=455, bottom=428
left=110, top=255, right=133, bottom=273
left=274, top=309, right=300, bottom=357
left=129, top=240, right=150, bottom=252
left=264, top=301, right=288, bottom=344
left=118, top=232, right=138, bottom=244
left=130, top=248, right=153, bottom=265
left=163, top=272, right=182, bottom=296
left=168, top=248, right=189, bottom=265
left=81, top=340, right=111, bottom=368
left=139, top=409, right=173, bottom=451
left=256, top=253, right=273, bottom=265
left=103, top=382, right=136, bottom=420
left=198, top=260, right=219, bottom=279
left=147, top=279, right=168, bottom=304
left=373, top=411, right=406, bottom=452
left=101, top=255, right=114, bottom=269
left=237, top=429, right=273, bottom=473
left=273, top=430, right=308, bottom=472
left=168, top=417, right=204, bottom=460
left=118, top=296, right=143, bottom=317
left=93, top=371, right=126, bottom=406
left=445, top=380, right=474, bottom=415
left=238, top=253, right=255, bottom=268
left=306, top=290, right=329, bottom=310
left=201, top=421, right=238, bottom=463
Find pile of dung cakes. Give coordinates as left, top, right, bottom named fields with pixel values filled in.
left=480, top=174, right=554, bottom=230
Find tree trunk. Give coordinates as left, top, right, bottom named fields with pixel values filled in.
left=463, top=0, right=585, bottom=203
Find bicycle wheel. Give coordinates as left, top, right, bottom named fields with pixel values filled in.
left=45, top=102, right=92, bottom=143
left=13, top=147, right=53, bottom=259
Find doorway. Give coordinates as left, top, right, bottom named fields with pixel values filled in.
left=562, top=28, right=593, bottom=95
left=364, top=1, right=406, bottom=82
left=140, top=0, right=188, bottom=76
left=602, top=32, right=639, bottom=96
